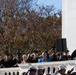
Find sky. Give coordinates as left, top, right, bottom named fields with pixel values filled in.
left=35, top=0, right=62, bottom=12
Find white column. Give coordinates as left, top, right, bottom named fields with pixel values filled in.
left=62, top=0, right=67, bottom=38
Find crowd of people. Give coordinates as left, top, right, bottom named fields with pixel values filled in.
left=0, top=49, right=71, bottom=68
left=0, top=49, right=76, bottom=75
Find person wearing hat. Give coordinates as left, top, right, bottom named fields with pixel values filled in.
left=54, top=65, right=68, bottom=75
left=37, top=66, right=45, bottom=75
left=59, top=67, right=66, bottom=75
left=58, top=65, right=69, bottom=75
left=28, top=66, right=37, bottom=75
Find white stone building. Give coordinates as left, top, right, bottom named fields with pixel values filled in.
left=62, top=0, right=76, bottom=55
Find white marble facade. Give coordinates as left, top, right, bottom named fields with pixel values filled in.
left=62, top=0, right=76, bottom=55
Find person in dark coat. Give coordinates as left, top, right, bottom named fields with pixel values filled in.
left=1, top=55, right=13, bottom=68
left=1, top=54, right=18, bottom=68
left=27, top=50, right=39, bottom=63
left=71, top=49, right=76, bottom=60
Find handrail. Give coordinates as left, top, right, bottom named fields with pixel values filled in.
left=0, top=67, right=20, bottom=71
left=0, top=67, right=20, bottom=75
left=18, top=60, right=76, bottom=67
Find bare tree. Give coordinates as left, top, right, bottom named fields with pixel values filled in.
left=0, top=0, right=61, bottom=55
